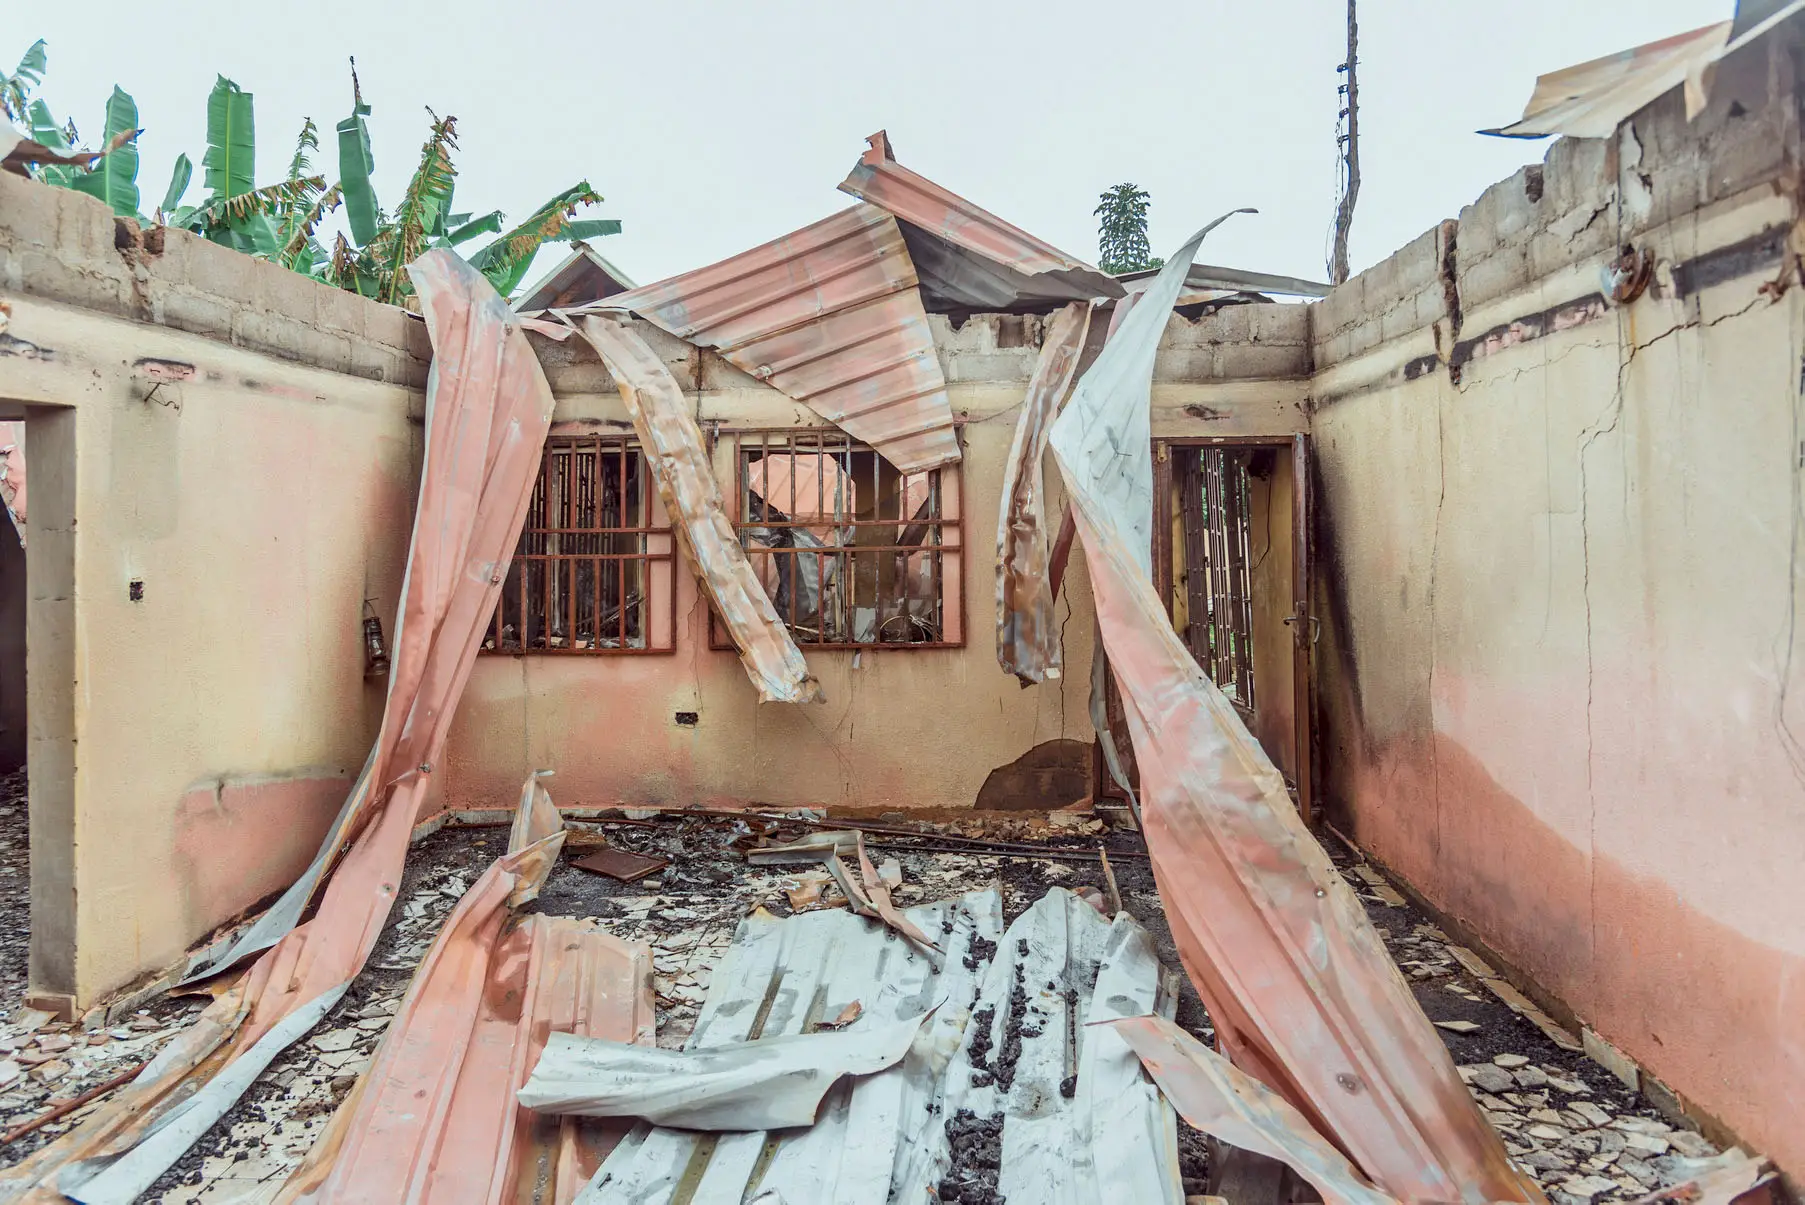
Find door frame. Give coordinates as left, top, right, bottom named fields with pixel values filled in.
left=1144, top=433, right=1316, bottom=826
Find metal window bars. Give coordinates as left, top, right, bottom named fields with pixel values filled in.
left=1175, top=447, right=1257, bottom=708
left=710, top=430, right=964, bottom=650
left=483, top=435, right=677, bottom=654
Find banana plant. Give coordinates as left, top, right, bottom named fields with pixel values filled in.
left=326, top=63, right=618, bottom=305
left=467, top=183, right=618, bottom=298
left=270, top=119, right=342, bottom=273
left=65, top=86, right=140, bottom=216
left=1, top=39, right=46, bottom=124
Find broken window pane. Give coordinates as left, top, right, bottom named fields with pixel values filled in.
left=712, top=431, right=963, bottom=649
left=484, top=435, right=676, bottom=654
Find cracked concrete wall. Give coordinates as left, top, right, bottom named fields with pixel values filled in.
left=0, top=171, right=422, bottom=1008
left=437, top=306, right=1313, bottom=816
left=1312, top=28, right=1805, bottom=1178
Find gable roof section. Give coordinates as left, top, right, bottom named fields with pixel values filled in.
left=514, top=243, right=637, bottom=312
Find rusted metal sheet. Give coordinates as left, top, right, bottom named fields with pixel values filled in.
left=1482, top=17, right=1757, bottom=138
left=571, top=846, right=668, bottom=883
left=0, top=250, right=558, bottom=1203
left=1116, top=262, right=1332, bottom=300
left=600, top=205, right=961, bottom=474
left=572, top=315, right=824, bottom=704
left=838, top=131, right=1122, bottom=311
left=996, top=302, right=1091, bottom=684
left=1048, top=225, right=1544, bottom=1205
left=274, top=778, right=655, bottom=1205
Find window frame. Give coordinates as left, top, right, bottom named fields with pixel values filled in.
left=482, top=433, right=678, bottom=656
left=708, top=427, right=967, bottom=652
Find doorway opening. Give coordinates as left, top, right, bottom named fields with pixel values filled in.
left=1095, top=434, right=1315, bottom=824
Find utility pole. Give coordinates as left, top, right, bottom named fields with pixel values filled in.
left=1329, top=0, right=1360, bottom=285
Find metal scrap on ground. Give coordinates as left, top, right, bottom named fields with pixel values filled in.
left=571, top=847, right=670, bottom=884
left=270, top=778, right=652, bottom=1203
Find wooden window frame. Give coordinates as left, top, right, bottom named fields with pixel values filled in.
left=482, top=434, right=678, bottom=655
left=708, top=428, right=966, bottom=652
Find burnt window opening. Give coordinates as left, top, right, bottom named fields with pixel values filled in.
left=711, top=431, right=964, bottom=650
left=1173, top=447, right=1257, bottom=709
left=484, top=435, right=676, bottom=654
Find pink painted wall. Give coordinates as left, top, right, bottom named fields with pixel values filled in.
left=1313, top=129, right=1805, bottom=1177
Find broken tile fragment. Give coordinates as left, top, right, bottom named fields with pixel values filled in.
left=309, top=1028, right=360, bottom=1054
left=1568, top=1100, right=1611, bottom=1127
left=1492, top=1053, right=1529, bottom=1069
left=1665, top=1130, right=1716, bottom=1158
left=1433, top=1020, right=1481, bottom=1034
left=1459, top=1063, right=1516, bottom=1093
left=1558, top=1173, right=1622, bottom=1200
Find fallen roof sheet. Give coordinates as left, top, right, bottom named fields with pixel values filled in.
left=572, top=315, right=824, bottom=704
left=568, top=885, right=1182, bottom=1204
left=519, top=1010, right=928, bottom=1130
left=996, top=301, right=1092, bottom=684
left=1482, top=20, right=1730, bottom=138
left=0, top=250, right=558, bottom=1204
left=273, top=780, right=654, bottom=1204
left=1479, top=7, right=1805, bottom=142
left=1047, top=224, right=1545, bottom=1204
left=1115, top=262, right=1331, bottom=300
left=597, top=204, right=962, bottom=473
left=1107, top=1015, right=1394, bottom=1205
left=580, top=891, right=1000, bottom=1203
left=839, top=130, right=1124, bottom=312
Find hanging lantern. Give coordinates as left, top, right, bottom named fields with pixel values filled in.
left=362, top=599, right=390, bottom=680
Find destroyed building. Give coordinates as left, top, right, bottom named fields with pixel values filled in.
left=0, top=5, right=1798, bottom=1203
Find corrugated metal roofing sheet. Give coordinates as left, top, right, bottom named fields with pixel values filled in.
left=572, top=887, right=1182, bottom=1204
left=603, top=204, right=961, bottom=473
left=839, top=131, right=1114, bottom=282
left=1482, top=20, right=1732, bottom=138
left=838, top=131, right=1124, bottom=311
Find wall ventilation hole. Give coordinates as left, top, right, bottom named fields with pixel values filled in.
left=674, top=711, right=699, bottom=727
left=128, top=580, right=144, bottom=602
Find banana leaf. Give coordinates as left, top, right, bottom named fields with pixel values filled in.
left=440, top=209, right=501, bottom=247
left=1, top=39, right=46, bottom=123
left=25, top=97, right=75, bottom=186
left=335, top=78, right=379, bottom=248
left=562, top=219, right=622, bottom=242
left=198, top=76, right=278, bottom=254
left=68, top=86, right=140, bottom=217
left=201, top=76, right=254, bottom=202
left=374, top=111, right=458, bottom=304
left=467, top=181, right=607, bottom=298
left=160, top=153, right=193, bottom=217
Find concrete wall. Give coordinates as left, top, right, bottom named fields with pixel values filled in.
left=0, top=526, right=22, bottom=773
left=437, top=305, right=1313, bottom=816
left=0, top=170, right=425, bottom=1007
left=1312, top=31, right=1805, bottom=1175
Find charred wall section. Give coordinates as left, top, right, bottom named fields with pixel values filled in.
left=1308, top=26, right=1805, bottom=1178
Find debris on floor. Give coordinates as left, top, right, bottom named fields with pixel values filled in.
left=1325, top=847, right=1734, bottom=1205
left=0, top=777, right=1748, bottom=1205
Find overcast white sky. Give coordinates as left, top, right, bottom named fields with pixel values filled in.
left=14, top=1, right=1730, bottom=289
